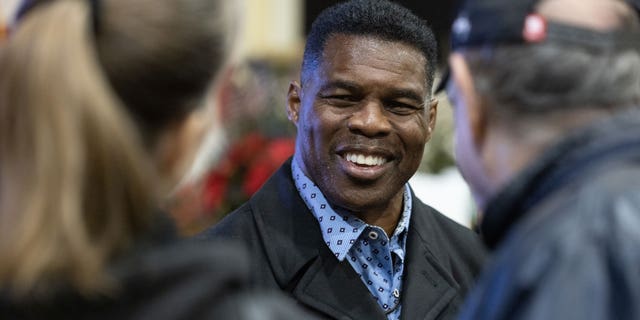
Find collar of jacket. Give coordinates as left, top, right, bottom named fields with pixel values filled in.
left=245, top=159, right=461, bottom=320
left=482, top=108, right=640, bottom=250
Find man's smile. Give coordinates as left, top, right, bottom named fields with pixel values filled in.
left=344, top=153, right=387, bottom=166
left=336, top=148, right=394, bottom=181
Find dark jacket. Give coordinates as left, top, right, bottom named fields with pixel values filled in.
left=199, top=159, right=487, bottom=320
left=459, top=110, right=640, bottom=320
left=0, top=220, right=309, bottom=320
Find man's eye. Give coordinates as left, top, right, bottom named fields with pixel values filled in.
left=386, top=102, right=421, bottom=115
left=321, top=95, right=360, bottom=106
left=326, top=95, right=357, bottom=102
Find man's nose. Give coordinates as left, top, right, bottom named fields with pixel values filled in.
left=347, top=100, right=392, bottom=137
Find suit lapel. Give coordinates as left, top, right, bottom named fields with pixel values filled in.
left=251, top=160, right=385, bottom=319
left=253, top=161, right=461, bottom=319
left=400, top=196, right=459, bottom=320
left=293, top=247, right=387, bottom=320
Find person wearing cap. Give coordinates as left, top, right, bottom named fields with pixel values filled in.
left=444, top=0, right=640, bottom=318
left=199, top=1, right=487, bottom=319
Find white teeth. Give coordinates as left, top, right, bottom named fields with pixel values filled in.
left=345, top=153, right=386, bottom=166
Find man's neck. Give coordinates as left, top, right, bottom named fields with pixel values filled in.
left=348, top=190, right=405, bottom=237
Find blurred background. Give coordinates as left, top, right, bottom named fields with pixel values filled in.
left=0, top=0, right=474, bottom=234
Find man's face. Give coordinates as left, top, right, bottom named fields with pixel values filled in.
left=289, top=34, right=436, bottom=215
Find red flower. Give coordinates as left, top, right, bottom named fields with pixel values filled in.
left=243, top=161, right=274, bottom=195
left=228, top=132, right=267, bottom=164
left=203, top=172, right=229, bottom=210
left=268, top=138, right=296, bottom=164
left=242, top=138, right=295, bottom=195
left=187, top=133, right=296, bottom=229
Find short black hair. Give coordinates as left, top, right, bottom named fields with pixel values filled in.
left=301, top=0, right=438, bottom=90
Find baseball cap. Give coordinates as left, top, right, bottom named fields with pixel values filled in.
left=435, top=0, right=640, bottom=93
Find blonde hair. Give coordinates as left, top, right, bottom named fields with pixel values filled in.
left=0, top=0, right=232, bottom=297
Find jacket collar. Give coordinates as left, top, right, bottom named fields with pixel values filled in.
left=482, top=109, right=640, bottom=250
left=249, top=159, right=459, bottom=319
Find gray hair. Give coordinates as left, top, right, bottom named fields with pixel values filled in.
left=464, top=42, right=640, bottom=123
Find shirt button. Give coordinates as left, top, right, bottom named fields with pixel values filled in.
left=393, top=289, right=400, bottom=298
left=368, top=230, right=379, bottom=240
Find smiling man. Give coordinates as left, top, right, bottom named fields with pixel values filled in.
left=200, top=1, right=486, bottom=319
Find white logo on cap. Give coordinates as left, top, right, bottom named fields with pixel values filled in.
left=453, top=15, right=471, bottom=41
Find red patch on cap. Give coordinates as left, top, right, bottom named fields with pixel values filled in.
left=523, top=14, right=547, bottom=43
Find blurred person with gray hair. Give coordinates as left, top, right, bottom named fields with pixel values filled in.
left=445, top=0, right=640, bottom=318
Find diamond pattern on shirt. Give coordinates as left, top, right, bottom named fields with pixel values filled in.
left=349, top=225, right=407, bottom=319
left=291, top=156, right=412, bottom=320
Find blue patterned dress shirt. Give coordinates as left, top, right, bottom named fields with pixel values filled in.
left=291, top=156, right=412, bottom=320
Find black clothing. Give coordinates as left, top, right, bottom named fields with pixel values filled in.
left=1, top=219, right=309, bottom=319
left=460, top=110, right=640, bottom=319
left=199, top=159, right=487, bottom=320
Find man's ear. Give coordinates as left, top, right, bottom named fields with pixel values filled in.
left=424, top=98, right=438, bottom=143
left=450, top=53, right=487, bottom=149
left=287, top=81, right=302, bottom=126
left=428, top=98, right=438, bottom=133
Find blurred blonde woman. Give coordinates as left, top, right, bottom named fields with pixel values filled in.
left=0, top=0, right=307, bottom=318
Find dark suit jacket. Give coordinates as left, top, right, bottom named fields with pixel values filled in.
left=199, top=159, right=486, bottom=319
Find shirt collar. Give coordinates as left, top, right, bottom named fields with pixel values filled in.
left=291, top=155, right=412, bottom=261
